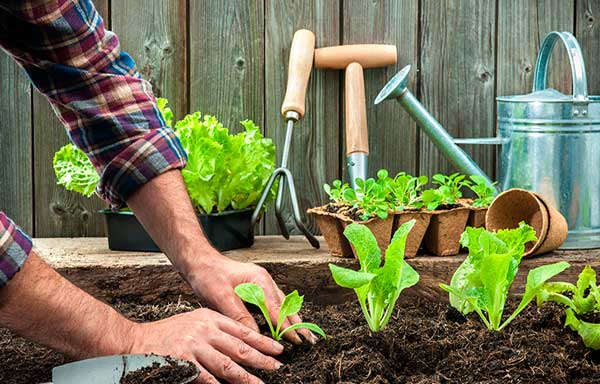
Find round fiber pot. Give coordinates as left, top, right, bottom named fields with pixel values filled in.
left=307, top=205, right=353, bottom=258
left=485, top=188, right=549, bottom=256
left=531, top=193, right=569, bottom=255
left=393, top=210, right=432, bottom=258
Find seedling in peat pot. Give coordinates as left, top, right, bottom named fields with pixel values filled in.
left=350, top=170, right=393, bottom=220
left=324, top=179, right=354, bottom=206
left=388, top=172, right=428, bottom=211
left=234, top=283, right=326, bottom=341
left=329, top=220, right=420, bottom=332
left=440, top=223, right=570, bottom=331
left=468, top=175, right=497, bottom=208
left=421, top=173, right=470, bottom=211
left=537, top=265, right=600, bottom=349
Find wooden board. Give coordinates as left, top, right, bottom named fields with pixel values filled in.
left=32, top=1, right=110, bottom=237
left=342, top=0, right=419, bottom=178
left=34, top=236, right=600, bottom=306
left=111, top=0, right=187, bottom=122
left=497, top=0, right=575, bottom=100
left=263, top=0, right=341, bottom=236
left=189, top=0, right=264, bottom=132
left=577, top=0, right=600, bottom=95
left=418, top=0, right=496, bottom=180
left=0, top=53, right=33, bottom=233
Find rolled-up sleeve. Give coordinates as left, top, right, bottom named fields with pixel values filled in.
left=0, top=213, right=32, bottom=287
left=0, top=0, right=187, bottom=208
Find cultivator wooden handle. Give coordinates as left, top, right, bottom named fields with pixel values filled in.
left=314, top=44, right=397, bottom=69
left=345, top=62, right=369, bottom=155
left=281, top=29, right=316, bottom=119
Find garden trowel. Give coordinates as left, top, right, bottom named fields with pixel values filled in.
left=45, top=354, right=199, bottom=384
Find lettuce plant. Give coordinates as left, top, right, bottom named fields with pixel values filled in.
left=421, top=173, right=470, bottom=210
left=234, top=283, right=326, bottom=341
left=387, top=172, right=428, bottom=211
left=537, top=265, right=600, bottom=349
left=323, top=179, right=354, bottom=205
left=329, top=220, right=419, bottom=332
left=440, top=223, right=570, bottom=331
left=335, top=170, right=392, bottom=221
left=468, top=175, right=497, bottom=208
left=53, top=143, right=99, bottom=197
left=175, top=113, right=276, bottom=213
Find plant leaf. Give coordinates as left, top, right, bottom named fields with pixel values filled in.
left=276, top=290, right=304, bottom=334
left=53, top=144, right=100, bottom=197
left=343, top=223, right=381, bottom=272
left=329, top=264, right=376, bottom=288
left=280, top=322, right=327, bottom=340
left=565, top=308, right=600, bottom=350
left=234, top=283, right=274, bottom=336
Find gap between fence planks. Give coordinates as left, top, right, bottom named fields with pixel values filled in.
left=35, top=236, right=600, bottom=306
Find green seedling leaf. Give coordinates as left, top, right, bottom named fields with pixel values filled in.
left=331, top=220, right=419, bottom=332
left=235, top=283, right=326, bottom=342
left=500, top=261, right=571, bottom=330
left=565, top=309, right=600, bottom=350
left=234, top=283, right=275, bottom=337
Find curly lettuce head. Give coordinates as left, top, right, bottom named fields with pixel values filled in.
left=52, top=144, right=99, bottom=197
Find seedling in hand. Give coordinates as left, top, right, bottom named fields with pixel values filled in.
left=468, top=175, right=497, bottom=208
left=234, top=283, right=326, bottom=341
left=329, top=220, right=420, bottom=332
left=440, top=223, right=570, bottom=331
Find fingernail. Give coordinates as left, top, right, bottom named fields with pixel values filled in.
left=275, top=361, right=284, bottom=369
left=273, top=340, right=284, bottom=352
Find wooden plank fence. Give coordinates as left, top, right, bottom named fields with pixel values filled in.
left=0, top=0, right=597, bottom=237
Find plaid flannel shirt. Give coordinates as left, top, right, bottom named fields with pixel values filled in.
left=0, top=0, right=187, bottom=287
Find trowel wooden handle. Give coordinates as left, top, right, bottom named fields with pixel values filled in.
left=281, top=29, right=316, bottom=119
left=345, top=63, right=369, bottom=155
left=315, top=44, right=397, bottom=69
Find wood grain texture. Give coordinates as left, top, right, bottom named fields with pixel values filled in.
left=111, top=0, right=187, bottom=121
left=419, top=0, right=496, bottom=180
left=497, top=0, right=575, bottom=100
left=576, top=0, right=600, bottom=94
left=264, top=0, right=341, bottom=236
left=32, top=0, right=110, bottom=237
left=0, top=54, right=33, bottom=233
left=343, top=0, right=419, bottom=178
left=34, top=236, right=600, bottom=305
left=190, top=0, right=264, bottom=133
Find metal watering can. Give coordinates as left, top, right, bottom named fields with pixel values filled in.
left=375, top=31, right=600, bottom=249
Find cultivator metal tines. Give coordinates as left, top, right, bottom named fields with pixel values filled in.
left=251, top=29, right=320, bottom=249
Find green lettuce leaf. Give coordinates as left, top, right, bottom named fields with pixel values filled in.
left=52, top=144, right=99, bottom=197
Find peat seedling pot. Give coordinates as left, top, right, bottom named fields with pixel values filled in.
left=101, top=208, right=255, bottom=253
left=307, top=206, right=353, bottom=257
left=339, top=215, right=394, bottom=256
left=423, top=204, right=470, bottom=256
left=485, top=188, right=568, bottom=256
left=460, top=198, right=488, bottom=228
left=393, top=210, right=431, bottom=258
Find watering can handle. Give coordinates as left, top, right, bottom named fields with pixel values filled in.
left=532, top=31, right=588, bottom=102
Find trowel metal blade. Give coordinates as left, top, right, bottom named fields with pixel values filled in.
left=51, top=354, right=198, bottom=384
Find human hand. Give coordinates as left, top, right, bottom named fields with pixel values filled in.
left=129, top=307, right=283, bottom=384
left=186, top=253, right=318, bottom=345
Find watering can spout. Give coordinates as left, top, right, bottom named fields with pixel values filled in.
left=375, top=65, right=498, bottom=192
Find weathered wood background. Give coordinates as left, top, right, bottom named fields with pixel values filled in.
left=1, top=0, right=598, bottom=237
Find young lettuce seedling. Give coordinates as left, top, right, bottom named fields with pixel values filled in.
left=329, top=220, right=420, bottom=332
left=440, top=223, right=570, bottom=331
left=388, top=172, right=428, bottom=211
left=324, top=179, right=354, bottom=205
left=468, top=175, right=497, bottom=208
left=536, top=265, right=600, bottom=350
left=234, top=283, right=326, bottom=341
left=421, top=173, right=470, bottom=210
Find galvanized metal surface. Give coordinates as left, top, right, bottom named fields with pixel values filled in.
left=347, top=152, right=368, bottom=188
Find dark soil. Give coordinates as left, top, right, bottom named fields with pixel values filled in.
left=2, top=298, right=600, bottom=383
left=324, top=203, right=368, bottom=222
left=120, top=356, right=197, bottom=384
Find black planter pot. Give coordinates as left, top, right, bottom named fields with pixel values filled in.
left=100, top=208, right=255, bottom=252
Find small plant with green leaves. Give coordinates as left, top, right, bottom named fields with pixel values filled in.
left=440, top=223, right=570, bottom=331
left=421, top=173, right=470, bottom=211
left=329, top=220, right=420, bottom=332
left=468, top=175, right=497, bottom=208
left=332, top=170, right=392, bottom=221
left=234, top=283, right=326, bottom=341
left=323, top=179, right=354, bottom=205
left=387, top=172, right=428, bottom=211
left=536, top=265, right=600, bottom=350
